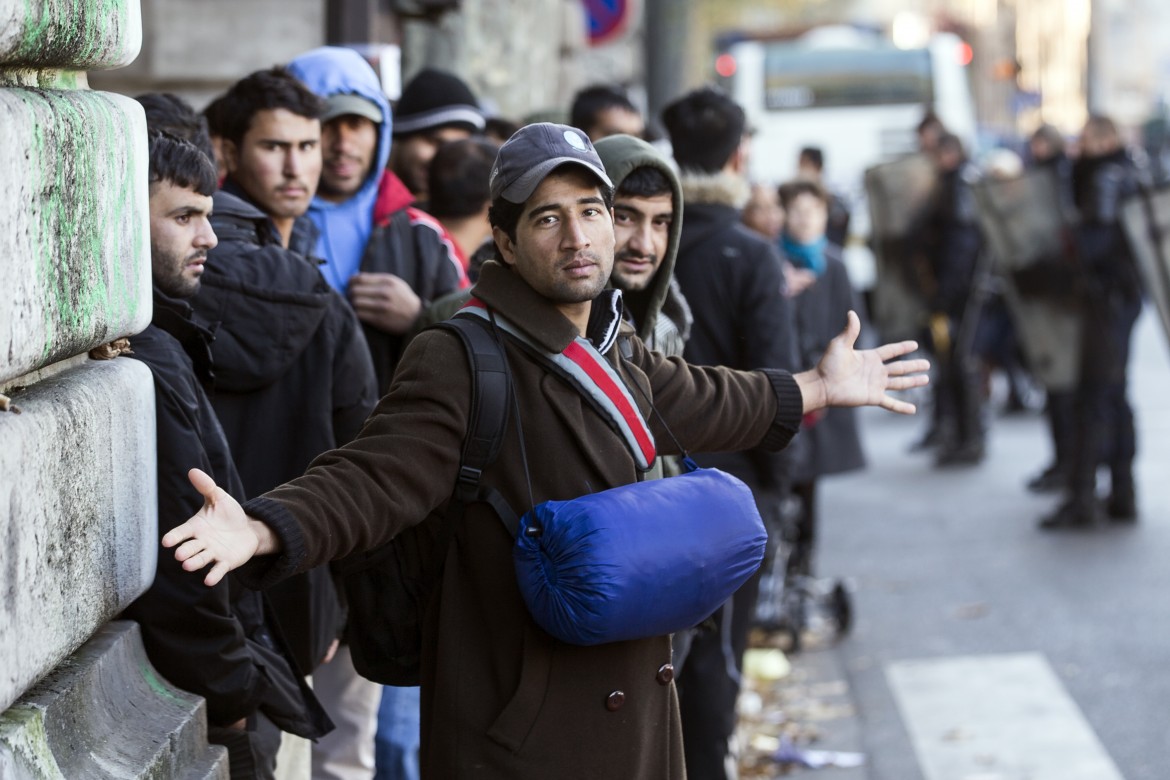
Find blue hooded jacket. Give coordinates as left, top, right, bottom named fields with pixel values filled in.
left=288, top=46, right=393, bottom=294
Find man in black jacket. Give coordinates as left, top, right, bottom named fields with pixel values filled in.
left=662, top=86, right=801, bottom=780
left=144, top=81, right=379, bottom=776
left=123, top=132, right=331, bottom=779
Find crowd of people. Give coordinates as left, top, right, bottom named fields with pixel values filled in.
left=114, top=41, right=1148, bottom=780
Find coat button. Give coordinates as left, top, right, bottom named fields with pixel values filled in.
left=656, top=663, right=675, bottom=685
left=605, top=690, right=626, bottom=711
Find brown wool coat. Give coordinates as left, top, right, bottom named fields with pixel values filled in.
left=240, top=262, right=803, bottom=779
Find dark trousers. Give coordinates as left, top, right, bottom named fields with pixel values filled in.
left=933, top=314, right=984, bottom=448
left=208, top=711, right=283, bottom=780
left=1044, top=389, right=1076, bottom=471
left=1068, top=295, right=1141, bottom=499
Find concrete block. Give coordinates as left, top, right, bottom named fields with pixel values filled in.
left=0, top=87, right=151, bottom=385
left=0, top=357, right=156, bottom=713
left=0, top=621, right=228, bottom=779
left=0, top=0, right=141, bottom=70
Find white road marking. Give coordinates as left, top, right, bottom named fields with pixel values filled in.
left=886, top=653, right=1124, bottom=780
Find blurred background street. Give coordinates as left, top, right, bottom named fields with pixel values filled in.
left=739, top=307, right=1170, bottom=779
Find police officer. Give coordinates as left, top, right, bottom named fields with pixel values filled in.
left=1042, top=115, right=1148, bottom=528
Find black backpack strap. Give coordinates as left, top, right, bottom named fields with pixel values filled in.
left=434, top=317, right=521, bottom=537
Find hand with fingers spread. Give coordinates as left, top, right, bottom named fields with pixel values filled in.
left=795, top=310, right=930, bottom=415
left=348, top=271, right=422, bottom=334
left=161, top=468, right=280, bottom=586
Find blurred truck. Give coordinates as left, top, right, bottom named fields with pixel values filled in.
left=715, top=24, right=978, bottom=291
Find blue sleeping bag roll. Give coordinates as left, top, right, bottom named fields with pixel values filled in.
left=512, top=466, right=767, bottom=646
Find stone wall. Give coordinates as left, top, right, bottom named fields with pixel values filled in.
left=0, top=0, right=223, bottom=774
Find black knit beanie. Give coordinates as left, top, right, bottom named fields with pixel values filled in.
left=661, top=86, right=746, bottom=174
left=393, top=68, right=485, bottom=137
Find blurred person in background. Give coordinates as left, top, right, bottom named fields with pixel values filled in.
left=919, top=131, right=986, bottom=467
left=796, top=146, right=851, bottom=248
left=570, top=83, right=646, bottom=141
left=425, top=136, right=500, bottom=282
left=1041, top=115, right=1149, bottom=529
left=1023, top=124, right=1079, bottom=493
left=741, top=182, right=785, bottom=245
left=389, top=67, right=485, bottom=209
left=778, top=179, right=866, bottom=577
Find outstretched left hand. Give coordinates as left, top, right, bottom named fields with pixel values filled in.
left=797, top=311, right=930, bottom=415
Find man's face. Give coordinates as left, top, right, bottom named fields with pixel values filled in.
left=494, top=167, right=615, bottom=306
left=391, top=126, right=471, bottom=199
left=611, top=191, right=671, bottom=291
left=586, top=107, right=644, bottom=142
left=224, top=108, right=321, bottom=219
left=149, top=180, right=217, bottom=299
left=319, top=114, right=379, bottom=202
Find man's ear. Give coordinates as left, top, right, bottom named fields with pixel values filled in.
left=492, top=226, right=516, bottom=267
left=221, top=139, right=239, bottom=174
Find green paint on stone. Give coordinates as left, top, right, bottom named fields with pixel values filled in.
left=13, top=88, right=142, bottom=363
left=139, top=663, right=190, bottom=709
left=0, top=704, right=67, bottom=779
left=12, top=0, right=130, bottom=68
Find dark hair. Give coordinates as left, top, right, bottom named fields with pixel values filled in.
left=137, top=92, right=217, bottom=164
left=917, top=110, right=945, bottom=135
left=778, top=179, right=828, bottom=210
left=148, top=130, right=218, bottom=197
left=484, top=116, right=521, bottom=143
left=205, top=67, right=324, bottom=147
left=427, top=138, right=500, bottom=219
left=661, top=86, right=746, bottom=173
left=935, top=131, right=966, bottom=157
left=798, top=146, right=824, bottom=171
left=488, top=164, right=615, bottom=243
left=570, top=84, right=638, bottom=135
left=617, top=165, right=672, bottom=199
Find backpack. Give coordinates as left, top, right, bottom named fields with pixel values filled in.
left=335, top=316, right=512, bottom=686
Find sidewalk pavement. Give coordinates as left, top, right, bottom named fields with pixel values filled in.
left=737, top=628, right=868, bottom=779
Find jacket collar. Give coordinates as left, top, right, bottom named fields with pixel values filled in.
left=218, top=179, right=319, bottom=256
left=151, top=286, right=217, bottom=383
left=471, top=260, right=624, bottom=355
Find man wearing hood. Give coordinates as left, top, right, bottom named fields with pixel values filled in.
left=662, top=86, right=801, bottom=780
left=288, top=47, right=468, bottom=395
left=594, top=134, right=692, bottom=362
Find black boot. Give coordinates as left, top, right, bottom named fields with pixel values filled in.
left=1039, top=494, right=1100, bottom=530
left=1027, top=463, right=1069, bottom=493
left=1107, top=470, right=1137, bottom=522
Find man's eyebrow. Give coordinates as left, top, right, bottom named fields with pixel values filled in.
left=525, top=195, right=606, bottom=220
left=167, top=205, right=209, bottom=217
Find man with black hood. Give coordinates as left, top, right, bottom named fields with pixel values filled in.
left=662, top=85, right=801, bottom=780
left=123, top=131, right=332, bottom=779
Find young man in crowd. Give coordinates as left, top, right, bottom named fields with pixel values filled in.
left=123, top=131, right=331, bottom=780
left=163, top=122, right=927, bottom=779
left=288, top=48, right=468, bottom=393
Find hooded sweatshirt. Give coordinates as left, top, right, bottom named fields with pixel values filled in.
left=288, top=46, right=393, bottom=294
left=594, top=134, right=692, bottom=357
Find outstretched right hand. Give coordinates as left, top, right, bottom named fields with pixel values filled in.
left=162, top=468, right=267, bottom=587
